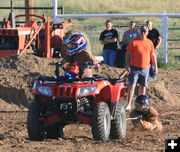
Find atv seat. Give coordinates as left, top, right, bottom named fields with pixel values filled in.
left=109, top=78, right=124, bottom=85
left=94, top=76, right=108, bottom=81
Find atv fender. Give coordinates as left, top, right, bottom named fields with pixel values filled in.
left=94, top=83, right=125, bottom=105
left=93, top=86, right=111, bottom=105
left=110, top=82, right=125, bottom=102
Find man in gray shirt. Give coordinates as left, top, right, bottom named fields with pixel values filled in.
left=122, top=21, right=140, bottom=45
left=120, top=21, right=140, bottom=67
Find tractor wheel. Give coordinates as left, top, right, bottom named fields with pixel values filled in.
left=27, top=102, right=44, bottom=141
left=92, top=102, right=111, bottom=141
left=110, top=102, right=126, bottom=139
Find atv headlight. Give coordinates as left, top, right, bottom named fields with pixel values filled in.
left=37, top=86, right=52, bottom=96
left=33, top=80, right=38, bottom=91
left=78, top=86, right=96, bottom=96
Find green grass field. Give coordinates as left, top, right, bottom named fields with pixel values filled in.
left=1, top=0, right=180, bottom=15
left=0, top=0, right=180, bottom=67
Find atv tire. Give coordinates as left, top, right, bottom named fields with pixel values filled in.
left=92, top=102, right=111, bottom=141
left=27, top=102, right=44, bottom=141
left=110, top=102, right=126, bottom=139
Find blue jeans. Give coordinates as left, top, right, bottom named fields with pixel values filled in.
left=103, top=49, right=117, bottom=67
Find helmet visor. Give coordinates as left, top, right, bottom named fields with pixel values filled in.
left=67, top=43, right=77, bottom=50
left=135, top=103, right=148, bottom=112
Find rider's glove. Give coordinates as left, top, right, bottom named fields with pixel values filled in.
left=140, top=120, right=157, bottom=130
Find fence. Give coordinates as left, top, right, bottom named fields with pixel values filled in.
left=168, top=26, right=180, bottom=50
left=53, top=0, right=180, bottom=63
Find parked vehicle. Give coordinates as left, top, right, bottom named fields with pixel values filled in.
left=0, top=12, right=72, bottom=58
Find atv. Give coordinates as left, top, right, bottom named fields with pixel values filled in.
left=27, top=62, right=126, bottom=141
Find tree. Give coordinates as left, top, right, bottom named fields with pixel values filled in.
left=25, top=0, right=34, bottom=21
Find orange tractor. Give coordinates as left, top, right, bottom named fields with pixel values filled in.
left=0, top=12, right=72, bottom=58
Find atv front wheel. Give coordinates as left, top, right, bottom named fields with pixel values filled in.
left=110, top=102, right=126, bottom=139
left=27, top=102, right=44, bottom=141
left=92, top=102, right=111, bottom=141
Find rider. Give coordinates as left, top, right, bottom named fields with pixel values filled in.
left=62, top=33, right=99, bottom=77
left=130, top=95, right=162, bottom=131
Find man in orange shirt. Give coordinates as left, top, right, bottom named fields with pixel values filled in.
left=125, top=25, right=158, bottom=110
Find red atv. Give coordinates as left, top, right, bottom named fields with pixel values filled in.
left=27, top=62, right=126, bottom=141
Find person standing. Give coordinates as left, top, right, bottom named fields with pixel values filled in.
left=99, top=19, right=119, bottom=67
left=122, top=21, right=140, bottom=47
left=120, top=21, right=140, bottom=68
left=146, top=20, right=162, bottom=55
left=125, top=25, right=158, bottom=110
left=146, top=20, right=162, bottom=80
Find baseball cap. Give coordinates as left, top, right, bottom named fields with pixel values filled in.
left=140, top=25, right=148, bottom=33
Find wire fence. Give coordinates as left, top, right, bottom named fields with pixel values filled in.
left=0, top=4, right=180, bottom=61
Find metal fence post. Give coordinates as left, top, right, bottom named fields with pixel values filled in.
left=162, top=11, right=168, bottom=63
left=53, top=0, right=57, bottom=23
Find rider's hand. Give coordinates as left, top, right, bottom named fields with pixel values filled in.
left=137, top=115, right=143, bottom=120
left=94, top=64, right=99, bottom=69
left=141, top=120, right=148, bottom=128
left=126, top=66, right=131, bottom=73
left=140, top=120, right=157, bottom=130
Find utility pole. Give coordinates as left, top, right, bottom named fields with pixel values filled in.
left=10, top=0, right=15, bottom=28
left=25, top=0, right=34, bottom=21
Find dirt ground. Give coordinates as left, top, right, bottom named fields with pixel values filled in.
left=0, top=54, right=180, bottom=152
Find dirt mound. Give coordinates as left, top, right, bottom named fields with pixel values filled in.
left=0, top=54, right=180, bottom=152
left=147, top=80, right=178, bottom=106
left=0, top=55, right=59, bottom=107
left=147, top=68, right=180, bottom=107
left=0, top=55, right=126, bottom=107
left=0, top=54, right=179, bottom=108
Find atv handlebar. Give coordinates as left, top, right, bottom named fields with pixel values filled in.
left=37, top=75, right=125, bottom=86
left=49, top=61, right=126, bottom=83
left=55, top=62, right=65, bottom=78
left=51, top=61, right=98, bottom=79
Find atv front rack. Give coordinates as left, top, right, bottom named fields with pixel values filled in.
left=36, top=76, right=125, bottom=84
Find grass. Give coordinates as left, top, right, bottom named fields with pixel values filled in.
left=58, top=0, right=180, bottom=14
left=158, top=57, right=180, bottom=68
left=1, top=0, right=180, bottom=19
left=157, top=48, right=180, bottom=68
left=0, top=0, right=180, bottom=66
